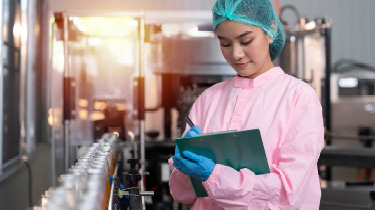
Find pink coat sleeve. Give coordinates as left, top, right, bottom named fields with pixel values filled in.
left=168, top=157, right=197, bottom=204
left=202, top=88, right=324, bottom=209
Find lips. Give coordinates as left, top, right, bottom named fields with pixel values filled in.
left=234, top=62, right=249, bottom=69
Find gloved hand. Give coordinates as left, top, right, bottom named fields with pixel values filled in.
left=183, top=125, right=203, bottom=138
left=173, top=150, right=215, bottom=181
left=175, top=125, right=202, bottom=156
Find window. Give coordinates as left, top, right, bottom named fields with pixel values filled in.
left=1, top=0, right=22, bottom=168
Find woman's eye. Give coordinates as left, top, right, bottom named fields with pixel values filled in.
left=220, top=43, right=231, bottom=47
left=241, top=40, right=252, bottom=46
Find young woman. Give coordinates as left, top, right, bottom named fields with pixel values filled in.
left=169, top=0, right=324, bottom=209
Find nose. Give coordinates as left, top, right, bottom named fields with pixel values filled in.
left=232, top=44, right=245, bottom=61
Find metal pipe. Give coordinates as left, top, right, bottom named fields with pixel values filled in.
left=50, top=21, right=57, bottom=187
left=137, top=17, right=146, bottom=173
left=20, top=0, right=28, bottom=157
left=0, top=0, right=4, bottom=171
left=324, top=20, right=332, bottom=145
left=137, top=17, right=146, bottom=210
left=63, top=14, right=70, bottom=173
left=140, top=191, right=155, bottom=196
left=108, top=164, right=118, bottom=210
left=323, top=18, right=332, bottom=181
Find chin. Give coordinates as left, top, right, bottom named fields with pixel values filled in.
left=237, top=72, right=253, bottom=78
left=236, top=69, right=253, bottom=77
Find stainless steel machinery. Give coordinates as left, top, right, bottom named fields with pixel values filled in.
left=276, top=5, right=332, bottom=132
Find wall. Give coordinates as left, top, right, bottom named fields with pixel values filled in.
left=0, top=144, right=53, bottom=210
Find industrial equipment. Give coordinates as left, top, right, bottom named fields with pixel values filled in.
left=147, top=24, right=235, bottom=138
left=33, top=133, right=154, bottom=210
left=276, top=5, right=332, bottom=121
left=330, top=59, right=375, bottom=137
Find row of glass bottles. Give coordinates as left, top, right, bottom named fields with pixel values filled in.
left=40, top=133, right=118, bottom=210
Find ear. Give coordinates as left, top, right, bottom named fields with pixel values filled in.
left=267, top=35, right=274, bottom=44
left=268, top=21, right=277, bottom=44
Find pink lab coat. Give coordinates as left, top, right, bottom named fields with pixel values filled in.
left=168, top=67, right=324, bottom=209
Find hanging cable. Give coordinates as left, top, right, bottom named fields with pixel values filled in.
left=24, top=161, right=33, bottom=207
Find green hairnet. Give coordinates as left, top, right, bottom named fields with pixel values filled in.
left=212, top=0, right=285, bottom=61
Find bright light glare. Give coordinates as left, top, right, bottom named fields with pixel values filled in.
left=72, top=17, right=137, bottom=38
left=164, top=31, right=171, bottom=37
left=364, top=104, right=375, bottom=113
left=21, top=23, right=28, bottom=41
left=117, top=55, right=134, bottom=66
left=187, top=31, right=215, bottom=37
left=304, top=21, right=316, bottom=30
left=128, top=131, right=135, bottom=141
left=94, top=101, right=107, bottom=110
left=338, top=77, right=358, bottom=88
left=78, top=99, right=88, bottom=108
left=52, top=42, right=65, bottom=73
left=90, top=112, right=105, bottom=121
left=72, top=17, right=87, bottom=32
left=161, top=24, right=215, bottom=38
left=48, top=108, right=53, bottom=126
left=78, top=109, right=88, bottom=120
left=48, top=108, right=62, bottom=126
left=13, top=23, right=22, bottom=37
left=116, top=103, right=128, bottom=111
left=187, top=25, right=214, bottom=37
left=88, top=37, right=101, bottom=46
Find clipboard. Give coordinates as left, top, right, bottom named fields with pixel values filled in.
left=175, top=129, right=270, bottom=197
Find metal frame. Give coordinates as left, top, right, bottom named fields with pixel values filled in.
left=45, top=11, right=147, bottom=176
left=108, top=163, right=118, bottom=210
left=63, top=13, right=70, bottom=173
left=25, top=0, right=37, bottom=156
left=0, top=0, right=5, bottom=171
left=19, top=0, right=28, bottom=158
left=50, top=20, right=57, bottom=187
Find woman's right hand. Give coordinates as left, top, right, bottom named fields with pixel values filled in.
left=173, top=125, right=203, bottom=158
left=183, top=125, right=203, bottom=138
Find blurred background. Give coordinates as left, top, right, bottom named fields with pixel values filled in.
left=0, top=0, right=374, bottom=209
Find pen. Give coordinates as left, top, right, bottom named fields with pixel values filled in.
left=184, top=116, right=195, bottom=128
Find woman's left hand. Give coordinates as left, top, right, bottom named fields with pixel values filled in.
left=173, top=148, right=215, bottom=181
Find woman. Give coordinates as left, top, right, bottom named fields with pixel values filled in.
left=169, top=0, right=324, bottom=209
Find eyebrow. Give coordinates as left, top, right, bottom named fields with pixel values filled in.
left=218, top=31, right=253, bottom=40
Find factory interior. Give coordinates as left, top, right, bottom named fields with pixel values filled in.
left=0, top=0, right=374, bottom=209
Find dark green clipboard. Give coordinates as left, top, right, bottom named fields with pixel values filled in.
left=175, top=129, right=270, bottom=197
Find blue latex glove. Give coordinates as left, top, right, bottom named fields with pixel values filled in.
left=183, top=125, right=203, bottom=138
left=173, top=124, right=202, bottom=172
left=176, top=126, right=202, bottom=155
left=173, top=150, right=215, bottom=181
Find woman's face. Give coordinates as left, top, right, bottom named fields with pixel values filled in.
left=216, top=20, right=274, bottom=79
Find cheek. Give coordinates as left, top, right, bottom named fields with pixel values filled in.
left=242, top=45, right=258, bottom=59
left=220, top=47, right=232, bottom=62
left=247, top=40, right=269, bottom=58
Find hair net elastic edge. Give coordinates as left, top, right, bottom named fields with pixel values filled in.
left=214, top=18, right=275, bottom=40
